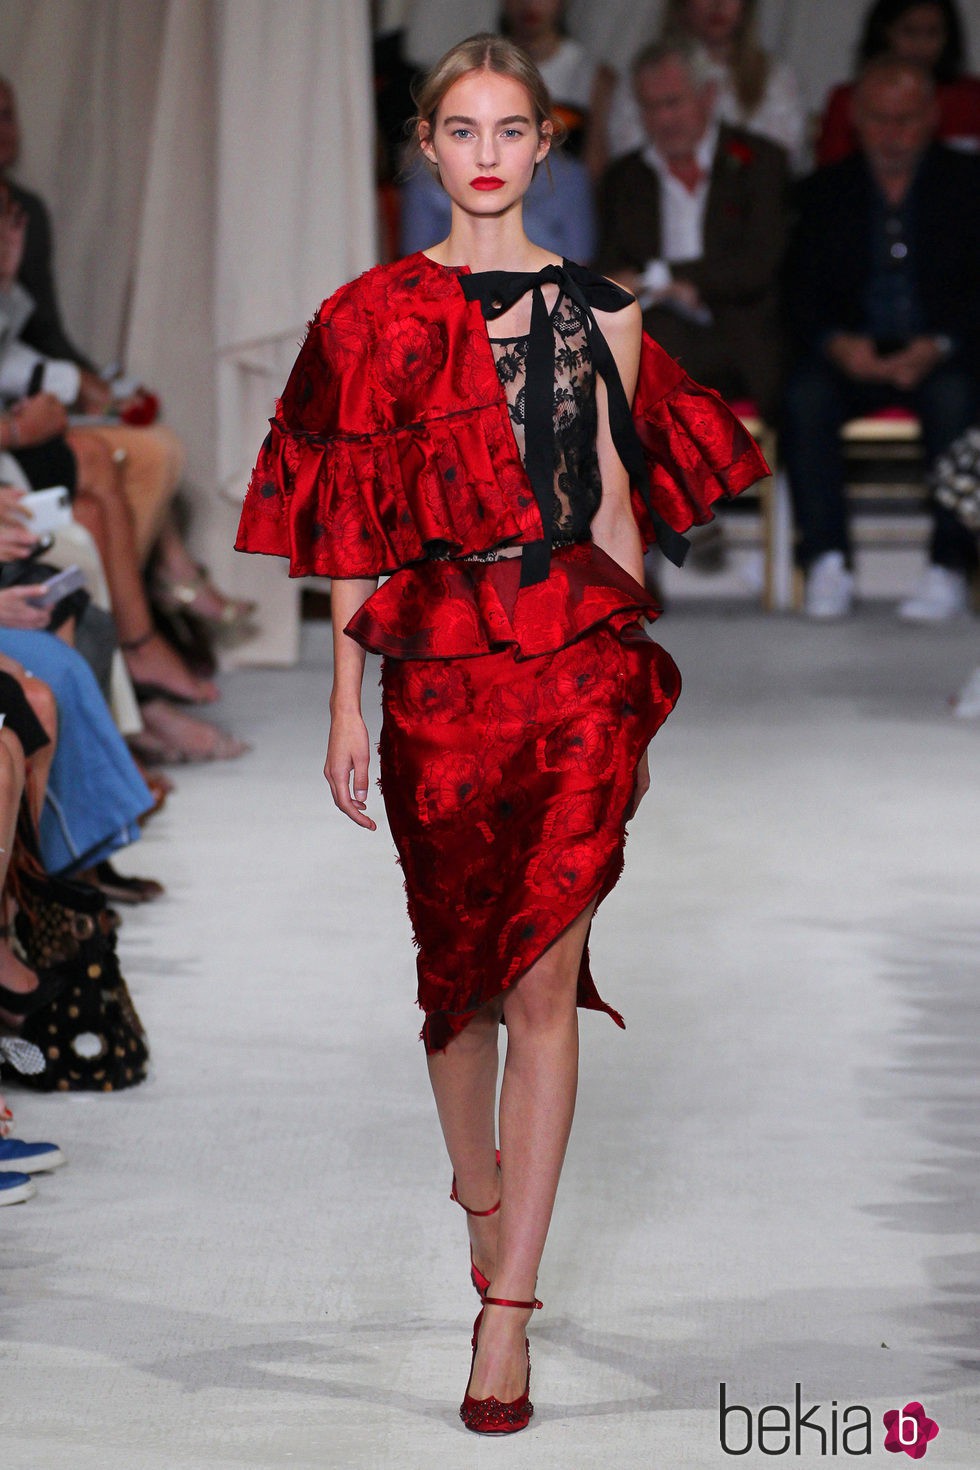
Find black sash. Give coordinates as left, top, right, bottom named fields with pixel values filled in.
left=458, top=260, right=689, bottom=586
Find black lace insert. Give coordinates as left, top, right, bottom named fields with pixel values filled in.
left=489, top=292, right=601, bottom=546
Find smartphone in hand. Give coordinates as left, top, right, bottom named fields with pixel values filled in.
left=27, top=564, right=86, bottom=609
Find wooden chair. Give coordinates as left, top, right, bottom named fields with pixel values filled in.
left=792, top=407, right=928, bottom=606
left=727, top=399, right=779, bottom=610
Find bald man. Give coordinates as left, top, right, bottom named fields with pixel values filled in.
left=782, top=58, right=980, bottom=620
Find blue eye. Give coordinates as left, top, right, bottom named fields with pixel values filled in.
left=451, top=128, right=473, bottom=139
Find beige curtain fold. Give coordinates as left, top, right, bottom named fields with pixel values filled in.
left=0, top=0, right=377, bottom=667
left=0, top=0, right=167, bottom=366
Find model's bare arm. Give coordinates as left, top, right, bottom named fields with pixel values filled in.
left=588, top=298, right=651, bottom=817
left=590, top=298, right=645, bottom=587
left=325, top=576, right=379, bottom=830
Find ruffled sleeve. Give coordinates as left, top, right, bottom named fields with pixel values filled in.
left=234, top=268, right=545, bottom=579
left=629, top=333, right=770, bottom=550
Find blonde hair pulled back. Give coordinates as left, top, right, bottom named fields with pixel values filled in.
left=410, top=31, right=564, bottom=172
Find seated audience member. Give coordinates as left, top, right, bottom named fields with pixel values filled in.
left=500, top=0, right=599, bottom=158
left=0, top=77, right=252, bottom=644
left=607, top=0, right=805, bottom=170
left=0, top=618, right=153, bottom=880
left=782, top=58, right=980, bottom=621
left=400, top=141, right=597, bottom=264
left=817, top=0, right=980, bottom=166
left=596, top=39, right=788, bottom=419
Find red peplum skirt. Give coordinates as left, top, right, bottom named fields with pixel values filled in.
left=349, top=543, right=682, bottom=1053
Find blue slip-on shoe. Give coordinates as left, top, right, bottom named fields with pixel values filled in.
left=0, top=1139, right=65, bottom=1174
left=0, top=1171, right=36, bottom=1205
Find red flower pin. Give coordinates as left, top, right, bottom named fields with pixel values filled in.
left=725, top=138, right=755, bottom=168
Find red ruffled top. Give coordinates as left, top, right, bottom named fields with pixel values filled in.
left=234, top=252, right=769, bottom=657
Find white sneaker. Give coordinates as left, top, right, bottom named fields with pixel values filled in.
left=804, top=551, right=854, bottom=619
left=897, top=566, right=970, bottom=622
left=952, top=665, right=980, bottom=718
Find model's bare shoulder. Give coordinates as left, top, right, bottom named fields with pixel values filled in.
left=593, top=293, right=641, bottom=337
left=594, top=295, right=643, bottom=375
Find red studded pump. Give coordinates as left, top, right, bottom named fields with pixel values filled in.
left=459, top=1295, right=544, bottom=1435
left=450, top=1149, right=501, bottom=1299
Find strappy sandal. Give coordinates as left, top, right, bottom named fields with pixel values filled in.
left=152, top=566, right=257, bottom=633
left=459, top=1294, right=543, bottom=1435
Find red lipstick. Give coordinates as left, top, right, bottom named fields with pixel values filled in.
left=471, top=177, right=505, bottom=190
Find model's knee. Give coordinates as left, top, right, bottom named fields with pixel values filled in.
left=503, top=958, right=577, bottom=1037
left=447, top=999, right=502, bottom=1054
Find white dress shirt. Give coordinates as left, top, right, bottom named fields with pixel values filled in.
left=641, top=119, right=718, bottom=266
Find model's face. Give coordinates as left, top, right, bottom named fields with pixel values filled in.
left=887, top=4, right=947, bottom=69
left=420, top=70, right=550, bottom=215
left=503, top=0, right=564, bottom=42
left=683, top=0, right=745, bottom=47
left=634, top=58, right=715, bottom=158
left=853, top=73, right=938, bottom=175
left=0, top=84, right=20, bottom=173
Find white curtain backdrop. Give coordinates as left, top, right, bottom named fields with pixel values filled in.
left=0, top=0, right=376, bottom=665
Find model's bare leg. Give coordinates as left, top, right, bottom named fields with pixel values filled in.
left=426, top=997, right=503, bottom=1285
left=427, top=899, right=596, bottom=1403
left=67, top=431, right=217, bottom=703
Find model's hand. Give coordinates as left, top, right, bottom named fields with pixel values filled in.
left=627, top=749, right=650, bottom=819
left=11, top=393, right=69, bottom=445
left=0, top=584, right=53, bottom=630
left=879, top=336, right=944, bottom=392
left=825, top=334, right=888, bottom=383
left=324, top=708, right=377, bottom=830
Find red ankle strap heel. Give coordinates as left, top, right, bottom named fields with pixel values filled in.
left=459, top=1295, right=543, bottom=1435
left=450, top=1149, right=500, bottom=1299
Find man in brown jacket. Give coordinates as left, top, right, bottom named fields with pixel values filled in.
left=597, top=40, right=788, bottom=419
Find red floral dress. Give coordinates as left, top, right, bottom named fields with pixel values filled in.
left=235, top=252, right=768, bottom=1051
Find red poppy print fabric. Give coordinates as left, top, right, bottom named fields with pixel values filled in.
left=630, top=351, right=770, bottom=550
left=234, top=251, right=768, bottom=579
left=379, top=624, right=681, bottom=1054
left=346, top=541, right=661, bottom=661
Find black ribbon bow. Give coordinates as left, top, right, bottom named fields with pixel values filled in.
left=459, top=260, right=690, bottom=586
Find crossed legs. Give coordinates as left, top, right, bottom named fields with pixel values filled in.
left=426, top=899, right=595, bottom=1403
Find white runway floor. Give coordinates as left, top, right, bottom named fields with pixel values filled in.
left=2, top=606, right=978, bottom=1469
